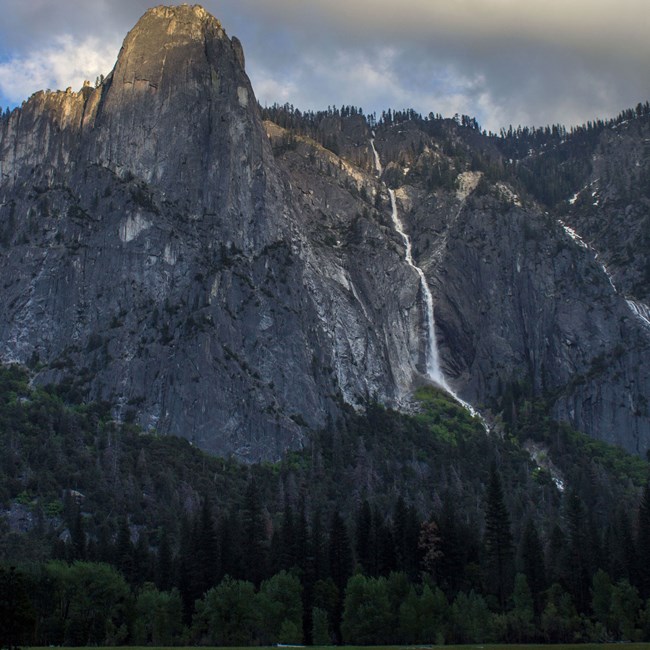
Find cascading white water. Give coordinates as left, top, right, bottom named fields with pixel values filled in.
left=370, top=132, right=383, bottom=176
left=369, top=137, right=482, bottom=420
left=388, top=189, right=450, bottom=390
left=626, top=299, right=650, bottom=329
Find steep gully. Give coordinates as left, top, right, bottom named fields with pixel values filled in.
left=559, top=220, right=650, bottom=330
left=370, top=137, right=566, bottom=485
left=369, top=135, right=483, bottom=422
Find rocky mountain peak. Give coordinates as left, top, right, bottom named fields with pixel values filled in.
left=84, top=3, right=264, bottom=217
left=107, top=3, right=235, bottom=106
left=118, top=4, right=227, bottom=72
left=147, top=3, right=217, bottom=23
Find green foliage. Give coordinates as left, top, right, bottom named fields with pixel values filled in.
left=341, top=574, right=392, bottom=644
left=0, top=363, right=256, bottom=565
left=592, top=569, right=614, bottom=631
left=0, top=565, right=36, bottom=649
left=193, top=576, right=258, bottom=646
left=311, top=606, right=331, bottom=645
left=541, top=583, right=581, bottom=643
left=638, top=481, right=650, bottom=599
left=257, top=570, right=303, bottom=644
left=450, top=589, right=493, bottom=643
left=610, top=579, right=642, bottom=641
left=398, top=583, right=448, bottom=644
left=419, top=583, right=449, bottom=643
left=132, top=583, right=183, bottom=646
left=521, top=519, right=547, bottom=614
left=502, top=380, right=648, bottom=489
left=483, top=464, right=515, bottom=610
left=413, top=384, right=483, bottom=443
left=507, top=574, right=535, bottom=642
left=42, top=560, right=130, bottom=646
left=1, top=361, right=650, bottom=644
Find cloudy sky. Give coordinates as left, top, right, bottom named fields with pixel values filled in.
left=0, top=1, right=648, bottom=133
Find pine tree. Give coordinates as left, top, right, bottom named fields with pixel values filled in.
left=0, top=566, right=35, bottom=649
left=294, top=499, right=309, bottom=575
left=483, top=463, right=514, bottom=610
left=393, top=498, right=421, bottom=579
left=156, top=528, right=173, bottom=591
left=70, top=505, right=86, bottom=561
left=296, top=501, right=314, bottom=645
left=637, top=479, right=650, bottom=598
left=393, top=496, right=409, bottom=571
left=133, top=528, right=154, bottom=586
left=242, top=477, right=268, bottom=585
left=279, top=501, right=296, bottom=571
left=311, top=508, right=328, bottom=582
left=418, top=518, right=442, bottom=578
left=219, top=509, right=242, bottom=581
left=355, top=500, right=373, bottom=574
left=546, top=523, right=566, bottom=585
left=520, top=519, right=546, bottom=614
left=195, top=496, right=219, bottom=594
left=375, top=512, right=396, bottom=576
left=437, top=494, right=465, bottom=594
left=591, top=568, right=613, bottom=632
left=328, top=510, right=353, bottom=644
left=564, top=489, right=592, bottom=612
left=115, top=516, right=135, bottom=584
left=176, top=513, right=198, bottom=622
left=510, top=573, right=535, bottom=641
left=615, top=509, right=637, bottom=582
left=329, top=511, right=353, bottom=591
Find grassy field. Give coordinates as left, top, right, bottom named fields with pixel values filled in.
left=24, top=645, right=650, bottom=650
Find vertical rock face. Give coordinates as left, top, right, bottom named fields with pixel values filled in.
left=418, top=188, right=650, bottom=454
left=372, top=120, right=650, bottom=456
left=86, top=4, right=287, bottom=255
left=0, top=5, right=648, bottom=459
left=0, top=5, right=422, bottom=460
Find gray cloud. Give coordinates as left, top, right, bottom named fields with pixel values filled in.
left=1, top=1, right=648, bottom=131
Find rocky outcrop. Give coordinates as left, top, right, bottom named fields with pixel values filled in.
left=562, top=117, right=650, bottom=303
left=0, top=6, right=425, bottom=460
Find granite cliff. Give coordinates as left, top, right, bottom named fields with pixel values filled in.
left=1, top=5, right=649, bottom=459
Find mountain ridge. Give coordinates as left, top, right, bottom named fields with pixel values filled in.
left=1, top=4, right=649, bottom=458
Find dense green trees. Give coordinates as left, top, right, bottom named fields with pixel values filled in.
left=257, top=571, right=303, bottom=644
left=5, top=502, right=650, bottom=645
left=13, top=561, right=130, bottom=646
left=5, top=469, right=650, bottom=647
left=341, top=574, right=392, bottom=644
left=638, top=480, right=650, bottom=598
left=483, top=463, right=515, bottom=610
left=2, top=362, right=650, bottom=644
left=520, top=518, right=546, bottom=614
left=132, top=583, right=183, bottom=646
left=0, top=565, right=35, bottom=650
left=194, top=577, right=258, bottom=645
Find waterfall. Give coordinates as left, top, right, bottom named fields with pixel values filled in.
left=370, top=132, right=383, bottom=176
left=388, top=189, right=450, bottom=390
left=626, top=299, right=650, bottom=329
left=370, top=137, right=482, bottom=420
